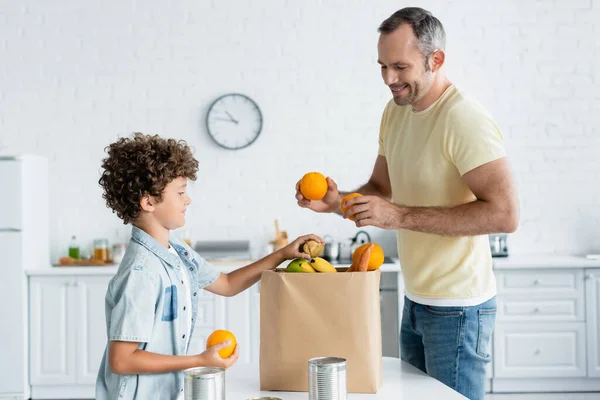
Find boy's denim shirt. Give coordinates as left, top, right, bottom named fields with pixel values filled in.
left=96, top=226, right=220, bottom=400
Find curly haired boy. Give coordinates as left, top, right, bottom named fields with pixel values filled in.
left=95, top=133, right=322, bottom=400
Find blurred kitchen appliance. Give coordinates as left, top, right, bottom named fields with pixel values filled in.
left=0, top=154, right=49, bottom=398
left=194, top=240, right=251, bottom=262
left=489, top=234, right=509, bottom=257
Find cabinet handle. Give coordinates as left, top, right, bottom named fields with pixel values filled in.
left=534, top=349, right=541, bottom=356
left=533, top=279, right=540, bottom=285
left=533, top=308, right=540, bottom=314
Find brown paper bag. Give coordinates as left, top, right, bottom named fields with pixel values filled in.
left=260, top=268, right=382, bottom=393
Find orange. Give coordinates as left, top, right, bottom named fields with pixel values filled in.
left=340, top=193, right=363, bottom=221
left=299, top=172, right=328, bottom=200
left=351, top=243, right=385, bottom=271
left=206, top=329, right=237, bottom=359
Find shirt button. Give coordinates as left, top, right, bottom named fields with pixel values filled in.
left=183, top=306, right=186, bottom=311
left=189, top=267, right=193, bottom=271
left=193, top=292, right=197, bottom=296
left=181, top=280, right=184, bottom=284
left=184, top=251, right=188, bottom=256
left=182, top=334, right=186, bottom=339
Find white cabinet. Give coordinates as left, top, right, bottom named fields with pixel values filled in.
left=586, top=269, right=600, bottom=377
left=29, top=275, right=110, bottom=398
left=188, top=282, right=260, bottom=364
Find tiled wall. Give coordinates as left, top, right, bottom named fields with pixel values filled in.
left=1, top=0, right=598, bottom=262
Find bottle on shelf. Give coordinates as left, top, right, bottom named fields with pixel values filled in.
left=68, top=235, right=80, bottom=259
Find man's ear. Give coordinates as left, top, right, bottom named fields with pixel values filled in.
left=140, top=194, right=155, bottom=212
left=429, top=49, right=445, bottom=72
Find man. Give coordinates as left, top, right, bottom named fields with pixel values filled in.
left=295, top=7, right=519, bottom=400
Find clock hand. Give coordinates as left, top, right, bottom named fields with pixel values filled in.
left=213, top=117, right=237, bottom=123
left=224, top=111, right=239, bottom=124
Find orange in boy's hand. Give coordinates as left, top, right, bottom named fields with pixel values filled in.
left=206, top=329, right=237, bottom=359
left=351, top=243, right=385, bottom=271
left=340, top=193, right=363, bottom=220
left=299, top=172, right=328, bottom=201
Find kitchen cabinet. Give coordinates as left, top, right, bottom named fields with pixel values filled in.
left=586, top=269, right=600, bottom=377
left=29, top=275, right=110, bottom=398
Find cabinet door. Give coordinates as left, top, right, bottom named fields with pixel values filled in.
left=29, top=276, right=77, bottom=385
left=224, top=289, right=253, bottom=364
left=75, top=276, right=111, bottom=384
left=586, top=269, right=600, bottom=377
left=250, top=282, right=261, bottom=364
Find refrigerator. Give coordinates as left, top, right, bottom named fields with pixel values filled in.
left=0, top=154, right=49, bottom=399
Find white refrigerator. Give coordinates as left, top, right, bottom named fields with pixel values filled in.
left=0, top=154, right=49, bottom=399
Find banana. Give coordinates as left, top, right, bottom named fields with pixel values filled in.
left=310, top=257, right=337, bottom=273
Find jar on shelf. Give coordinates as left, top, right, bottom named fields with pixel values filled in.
left=94, top=239, right=110, bottom=262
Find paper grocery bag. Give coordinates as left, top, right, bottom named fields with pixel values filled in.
left=260, top=268, right=382, bottom=393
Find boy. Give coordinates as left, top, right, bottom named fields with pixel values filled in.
left=96, top=133, right=322, bottom=400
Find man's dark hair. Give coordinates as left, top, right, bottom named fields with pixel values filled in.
left=379, top=7, right=446, bottom=68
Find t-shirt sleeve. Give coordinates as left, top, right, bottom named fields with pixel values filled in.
left=108, top=267, right=159, bottom=342
left=378, top=101, right=392, bottom=156
left=190, top=251, right=221, bottom=289
left=445, top=104, right=507, bottom=176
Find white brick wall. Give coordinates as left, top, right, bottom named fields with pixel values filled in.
left=0, top=0, right=598, bottom=262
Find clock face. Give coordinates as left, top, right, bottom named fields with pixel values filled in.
left=205, top=93, right=263, bottom=150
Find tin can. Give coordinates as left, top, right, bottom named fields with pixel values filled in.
left=308, top=357, right=347, bottom=400
left=183, top=367, right=225, bottom=400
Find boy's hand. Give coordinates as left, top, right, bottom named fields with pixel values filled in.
left=278, top=234, right=324, bottom=261
left=197, top=341, right=239, bottom=369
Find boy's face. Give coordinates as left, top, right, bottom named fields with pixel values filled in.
left=152, top=176, right=191, bottom=230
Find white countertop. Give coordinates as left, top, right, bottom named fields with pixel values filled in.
left=26, top=258, right=402, bottom=276
left=225, top=357, right=466, bottom=399
left=493, top=254, right=600, bottom=270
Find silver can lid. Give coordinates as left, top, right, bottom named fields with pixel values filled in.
left=183, top=367, right=225, bottom=379
left=308, top=357, right=347, bottom=369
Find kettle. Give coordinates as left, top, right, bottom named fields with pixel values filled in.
left=350, top=230, right=372, bottom=253
left=322, top=235, right=339, bottom=261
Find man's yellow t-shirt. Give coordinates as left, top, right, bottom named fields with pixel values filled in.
left=378, top=85, right=506, bottom=305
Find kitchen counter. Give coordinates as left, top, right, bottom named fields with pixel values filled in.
left=26, top=258, right=402, bottom=276
left=493, top=254, right=600, bottom=270
left=226, top=357, right=466, bottom=399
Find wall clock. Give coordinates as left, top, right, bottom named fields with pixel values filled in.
left=205, top=93, right=263, bottom=150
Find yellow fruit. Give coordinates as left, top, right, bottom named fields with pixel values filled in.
left=351, top=243, right=384, bottom=271
left=300, top=172, right=328, bottom=201
left=310, top=257, right=337, bottom=273
left=206, top=329, right=237, bottom=358
left=340, top=193, right=363, bottom=221
left=302, top=240, right=324, bottom=258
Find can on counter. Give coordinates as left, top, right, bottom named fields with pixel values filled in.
left=308, top=357, right=347, bottom=400
left=183, top=367, right=225, bottom=400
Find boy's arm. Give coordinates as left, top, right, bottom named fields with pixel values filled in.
left=204, top=234, right=322, bottom=297
left=109, top=340, right=238, bottom=375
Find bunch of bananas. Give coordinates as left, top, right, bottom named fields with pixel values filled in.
left=285, top=257, right=337, bottom=273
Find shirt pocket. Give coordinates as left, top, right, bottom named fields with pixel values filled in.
left=161, top=285, right=179, bottom=321
left=477, top=308, right=496, bottom=358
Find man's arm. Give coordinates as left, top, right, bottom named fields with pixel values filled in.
left=344, top=155, right=392, bottom=200
left=348, top=157, right=519, bottom=235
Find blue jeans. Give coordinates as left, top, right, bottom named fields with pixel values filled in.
left=400, top=296, right=496, bottom=400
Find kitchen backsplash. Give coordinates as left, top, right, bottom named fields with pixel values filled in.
left=1, top=0, right=598, bottom=262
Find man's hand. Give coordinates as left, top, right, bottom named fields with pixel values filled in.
left=296, top=177, right=341, bottom=213
left=197, top=341, right=239, bottom=369
left=277, top=234, right=325, bottom=261
left=343, top=195, right=401, bottom=229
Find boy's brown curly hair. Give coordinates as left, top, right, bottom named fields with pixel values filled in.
left=99, top=133, right=199, bottom=224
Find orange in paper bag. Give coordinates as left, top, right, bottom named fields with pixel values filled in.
left=351, top=243, right=384, bottom=271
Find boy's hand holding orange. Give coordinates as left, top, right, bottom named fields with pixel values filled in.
left=200, top=330, right=239, bottom=369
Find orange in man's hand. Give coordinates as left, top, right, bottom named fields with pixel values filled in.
left=340, top=193, right=363, bottom=220
left=206, top=329, right=237, bottom=358
left=299, top=172, right=328, bottom=201
left=351, top=243, right=385, bottom=271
